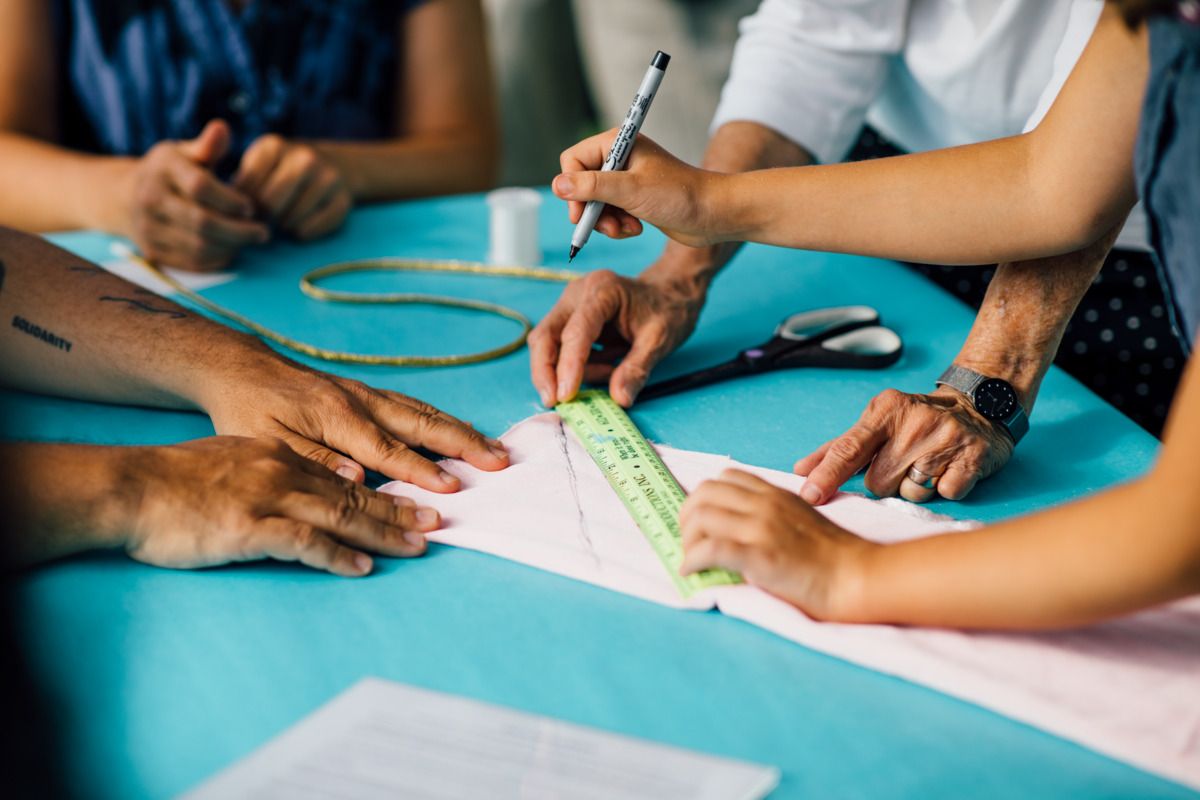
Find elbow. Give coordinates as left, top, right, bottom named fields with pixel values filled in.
left=460, top=133, right=499, bottom=193
left=435, top=128, right=499, bottom=196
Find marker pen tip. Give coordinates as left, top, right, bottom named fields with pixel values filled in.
left=568, top=246, right=579, bottom=263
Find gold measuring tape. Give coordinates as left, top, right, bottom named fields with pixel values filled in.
left=130, top=253, right=581, bottom=367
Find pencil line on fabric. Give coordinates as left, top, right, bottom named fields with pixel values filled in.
left=558, top=416, right=601, bottom=568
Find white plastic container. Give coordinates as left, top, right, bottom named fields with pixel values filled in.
left=487, top=187, right=542, bottom=266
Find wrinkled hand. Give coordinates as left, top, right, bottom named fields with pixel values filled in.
left=529, top=267, right=706, bottom=407
left=552, top=130, right=728, bottom=249
left=794, top=387, right=1014, bottom=506
left=124, top=436, right=440, bottom=577
left=679, top=469, right=874, bottom=621
left=120, top=119, right=269, bottom=271
left=234, top=134, right=353, bottom=241
left=201, top=356, right=509, bottom=492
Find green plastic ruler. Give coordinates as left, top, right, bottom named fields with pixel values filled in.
left=555, top=389, right=742, bottom=598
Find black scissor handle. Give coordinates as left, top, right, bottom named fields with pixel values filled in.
left=775, top=305, right=880, bottom=342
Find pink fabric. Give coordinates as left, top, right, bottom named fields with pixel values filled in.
left=381, top=414, right=1200, bottom=789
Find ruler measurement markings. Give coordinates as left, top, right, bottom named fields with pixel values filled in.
left=556, top=390, right=741, bottom=598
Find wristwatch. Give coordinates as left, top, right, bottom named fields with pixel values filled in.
left=936, top=365, right=1029, bottom=445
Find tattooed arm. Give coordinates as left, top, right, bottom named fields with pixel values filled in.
left=0, top=227, right=510, bottom=490
left=0, top=226, right=243, bottom=406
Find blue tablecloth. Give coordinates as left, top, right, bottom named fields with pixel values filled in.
left=6, top=190, right=1186, bottom=798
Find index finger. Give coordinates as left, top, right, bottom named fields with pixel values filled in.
left=555, top=293, right=621, bottom=403
left=374, top=394, right=509, bottom=472
left=799, top=422, right=888, bottom=506
left=560, top=129, right=618, bottom=223
left=166, top=154, right=254, bottom=218
left=528, top=305, right=569, bottom=406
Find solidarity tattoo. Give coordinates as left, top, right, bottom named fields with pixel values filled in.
left=99, top=296, right=187, bottom=319
left=12, top=316, right=72, bottom=352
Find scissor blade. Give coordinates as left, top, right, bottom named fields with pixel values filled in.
left=637, top=359, right=752, bottom=403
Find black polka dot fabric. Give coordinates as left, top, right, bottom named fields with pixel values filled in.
left=847, top=129, right=1185, bottom=438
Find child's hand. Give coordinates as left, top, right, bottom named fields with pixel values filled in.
left=679, top=469, right=877, bottom=621
left=552, top=130, right=733, bottom=248
left=234, top=135, right=353, bottom=241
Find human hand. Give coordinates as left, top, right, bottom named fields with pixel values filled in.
left=794, top=387, right=1015, bottom=506
left=234, top=134, right=353, bottom=241
left=552, top=130, right=733, bottom=249
left=198, top=354, right=509, bottom=492
left=679, top=469, right=875, bottom=621
left=119, top=119, right=269, bottom=271
left=122, top=436, right=439, bottom=576
left=529, top=263, right=708, bottom=407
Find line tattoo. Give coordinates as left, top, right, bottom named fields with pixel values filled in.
left=12, top=316, right=72, bottom=352
left=99, top=296, right=187, bottom=319
left=0, top=259, right=6, bottom=294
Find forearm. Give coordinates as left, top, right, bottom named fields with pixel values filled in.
left=648, top=121, right=813, bottom=289
left=315, top=130, right=498, bottom=202
left=0, top=133, right=132, bottom=233
left=722, top=138, right=1119, bottom=265
left=847, top=354, right=1200, bottom=630
left=1, top=442, right=137, bottom=565
left=851, top=476, right=1199, bottom=630
left=0, top=226, right=279, bottom=409
left=951, top=229, right=1119, bottom=409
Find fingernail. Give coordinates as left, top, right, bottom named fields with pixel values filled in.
left=557, top=379, right=573, bottom=401
left=336, top=464, right=359, bottom=480
left=438, top=470, right=459, bottom=488
left=801, top=485, right=822, bottom=505
left=539, top=388, right=553, bottom=407
left=403, top=531, right=426, bottom=548
left=354, top=554, right=373, bottom=575
left=416, top=507, right=438, bottom=526
left=489, top=446, right=509, bottom=461
left=555, top=175, right=574, bottom=195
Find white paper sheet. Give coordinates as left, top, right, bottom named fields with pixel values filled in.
left=381, top=414, right=1200, bottom=790
left=183, top=678, right=781, bottom=800
left=102, top=243, right=236, bottom=296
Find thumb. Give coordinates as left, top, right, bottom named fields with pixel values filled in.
left=179, top=119, right=232, bottom=166
left=553, top=171, right=638, bottom=212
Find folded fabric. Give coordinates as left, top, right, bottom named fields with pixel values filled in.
left=381, top=413, right=1200, bottom=790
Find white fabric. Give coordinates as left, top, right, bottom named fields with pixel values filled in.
left=382, top=414, right=1200, bottom=791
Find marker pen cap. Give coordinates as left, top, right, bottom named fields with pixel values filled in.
left=487, top=187, right=542, bottom=266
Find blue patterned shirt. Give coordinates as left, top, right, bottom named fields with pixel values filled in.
left=54, top=0, right=424, bottom=169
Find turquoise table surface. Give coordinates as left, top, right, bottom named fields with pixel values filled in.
left=5, top=190, right=1187, bottom=799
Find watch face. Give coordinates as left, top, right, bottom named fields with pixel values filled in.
left=973, top=378, right=1019, bottom=422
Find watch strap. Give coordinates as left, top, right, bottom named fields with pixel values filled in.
left=936, top=365, right=1029, bottom=445
left=936, top=364, right=985, bottom=397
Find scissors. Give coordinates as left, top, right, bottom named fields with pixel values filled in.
left=637, top=305, right=903, bottom=403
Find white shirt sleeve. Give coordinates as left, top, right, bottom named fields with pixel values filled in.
left=710, top=0, right=911, bottom=164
